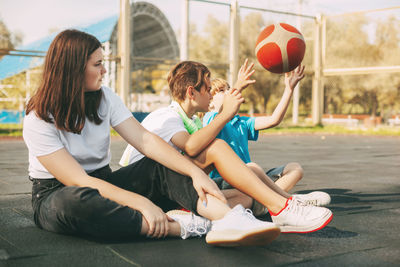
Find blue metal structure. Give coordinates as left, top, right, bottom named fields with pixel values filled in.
left=0, top=15, right=118, bottom=80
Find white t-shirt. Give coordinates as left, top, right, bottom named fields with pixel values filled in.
left=23, top=86, right=133, bottom=178
left=119, top=107, right=186, bottom=166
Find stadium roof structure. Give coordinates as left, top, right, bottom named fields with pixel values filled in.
left=0, top=1, right=179, bottom=80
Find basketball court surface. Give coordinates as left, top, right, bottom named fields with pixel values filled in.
left=1, top=134, right=399, bottom=266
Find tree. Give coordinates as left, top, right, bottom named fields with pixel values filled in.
left=323, top=14, right=400, bottom=117
left=189, top=17, right=229, bottom=78
left=0, top=19, right=28, bottom=110
left=0, top=20, right=13, bottom=59
left=189, top=13, right=287, bottom=114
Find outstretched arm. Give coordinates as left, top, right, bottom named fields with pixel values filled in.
left=254, top=64, right=305, bottom=130
left=115, top=117, right=226, bottom=205
left=233, top=58, right=256, bottom=92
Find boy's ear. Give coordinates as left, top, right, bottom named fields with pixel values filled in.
left=186, top=86, right=195, bottom=100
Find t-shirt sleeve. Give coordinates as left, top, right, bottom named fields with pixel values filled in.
left=23, top=113, right=64, bottom=157
left=203, top=112, right=218, bottom=127
left=142, top=109, right=187, bottom=143
left=242, top=116, right=259, bottom=141
left=159, top=113, right=187, bottom=142
left=105, top=87, right=133, bottom=127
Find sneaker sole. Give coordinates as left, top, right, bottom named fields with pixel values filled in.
left=205, top=227, right=281, bottom=247
left=166, top=210, right=191, bottom=216
left=280, top=212, right=333, bottom=233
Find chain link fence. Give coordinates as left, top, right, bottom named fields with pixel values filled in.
left=1, top=1, right=399, bottom=127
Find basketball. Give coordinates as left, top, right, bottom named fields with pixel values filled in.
left=255, top=23, right=305, bottom=74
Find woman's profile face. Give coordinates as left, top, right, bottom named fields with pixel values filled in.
left=84, top=47, right=106, bottom=92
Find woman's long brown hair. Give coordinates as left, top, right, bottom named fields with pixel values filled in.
left=26, top=29, right=103, bottom=134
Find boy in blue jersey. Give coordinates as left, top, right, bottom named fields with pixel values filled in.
left=203, top=65, right=331, bottom=209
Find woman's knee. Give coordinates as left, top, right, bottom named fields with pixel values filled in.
left=51, top=186, right=104, bottom=217
left=46, top=186, right=143, bottom=238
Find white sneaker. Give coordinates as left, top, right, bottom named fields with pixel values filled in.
left=293, top=191, right=331, bottom=207
left=206, top=204, right=280, bottom=247
left=166, top=210, right=211, bottom=239
left=271, top=198, right=333, bottom=233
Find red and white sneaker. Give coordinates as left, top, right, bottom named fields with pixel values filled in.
left=271, top=197, right=333, bottom=233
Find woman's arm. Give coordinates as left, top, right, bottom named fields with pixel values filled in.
left=37, top=148, right=169, bottom=238
left=114, top=117, right=226, bottom=205
left=254, top=65, right=305, bottom=130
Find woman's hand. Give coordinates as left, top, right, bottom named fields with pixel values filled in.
left=139, top=199, right=170, bottom=238
left=233, top=58, right=256, bottom=92
left=191, top=170, right=227, bottom=206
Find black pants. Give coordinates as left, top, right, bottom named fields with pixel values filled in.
left=31, top=157, right=199, bottom=240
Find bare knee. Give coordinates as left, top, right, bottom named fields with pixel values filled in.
left=246, top=162, right=264, bottom=176
left=285, top=162, right=304, bottom=181
left=206, top=139, right=231, bottom=157
left=223, top=189, right=253, bottom=209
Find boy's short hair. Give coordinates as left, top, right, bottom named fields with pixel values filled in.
left=168, top=61, right=211, bottom=102
left=211, top=78, right=230, bottom=96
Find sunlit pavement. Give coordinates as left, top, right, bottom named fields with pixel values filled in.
left=1, top=135, right=399, bottom=266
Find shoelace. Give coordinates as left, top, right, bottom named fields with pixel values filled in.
left=243, top=208, right=257, bottom=221
left=186, top=214, right=209, bottom=236
left=286, top=198, right=309, bottom=215
left=294, top=196, right=316, bottom=206
left=304, top=199, right=318, bottom=206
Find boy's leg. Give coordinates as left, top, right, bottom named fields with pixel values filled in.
left=247, top=162, right=292, bottom=198
left=187, top=140, right=332, bottom=233
left=272, top=162, right=303, bottom=192
left=221, top=188, right=253, bottom=209
left=110, top=157, right=235, bottom=221
left=188, top=139, right=288, bottom=214
left=266, top=163, right=331, bottom=207
left=112, top=157, right=280, bottom=245
left=213, top=177, right=253, bottom=209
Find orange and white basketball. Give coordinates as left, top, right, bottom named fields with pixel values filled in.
left=255, top=23, right=305, bottom=74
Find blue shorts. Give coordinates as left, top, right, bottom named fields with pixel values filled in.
left=214, top=164, right=286, bottom=190
left=265, top=165, right=286, bottom=181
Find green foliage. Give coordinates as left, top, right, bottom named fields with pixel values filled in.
left=0, top=20, right=14, bottom=54
left=324, top=14, right=400, bottom=117
left=261, top=124, right=400, bottom=137
left=0, top=67, right=42, bottom=110
left=188, top=11, right=400, bottom=119
left=0, top=123, right=23, bottom=136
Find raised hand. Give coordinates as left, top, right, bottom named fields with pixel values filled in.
left=220, top=88, right=245, bottom=119
left=285, top=64, right=305, bottom=90
left=233, top=58, right=256, bottom=92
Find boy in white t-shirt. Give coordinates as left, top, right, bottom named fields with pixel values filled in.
left=120, top=60, right=333, bottom=234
